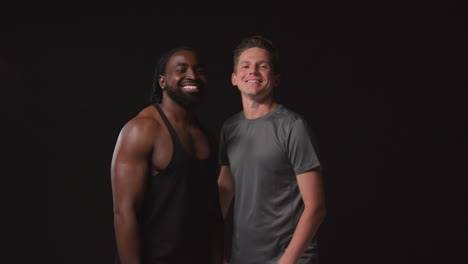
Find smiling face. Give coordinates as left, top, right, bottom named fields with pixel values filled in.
left=158, top=50, right=207, bottom=107
left=232, top=47, right=279, bottom=101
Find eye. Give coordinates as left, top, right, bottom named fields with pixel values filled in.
left=176, top=68, right=187, bottom=73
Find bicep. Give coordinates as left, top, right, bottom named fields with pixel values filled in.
left=217, top=165, right=234, bottom=217
left=288, top=119, right=321, bottom=175
left=218, top=165, right=234, bottom=190
left=111, top=122, right=155, bottom=212
left=296, top=168, right=325, bottom=208
left=111, top=157, right=148, bottom=212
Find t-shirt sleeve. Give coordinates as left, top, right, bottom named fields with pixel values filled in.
left=218, top=125, right=230, bottom=166
left=287, top=119, right=321, bottom=175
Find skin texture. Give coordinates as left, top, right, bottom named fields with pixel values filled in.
left=111, top=50, right=223, bottom=264
left=231, top=47, right=280, bottom=116
left=218, top=46, right=326, bottom=264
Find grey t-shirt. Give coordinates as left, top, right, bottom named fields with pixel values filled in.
left=219, top=105, right=321, bottom=264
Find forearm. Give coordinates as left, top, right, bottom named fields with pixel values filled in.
left=114, top=212, right=141, bottom=264
left=280, top=206, right=326, bottom=264
left=218, top=186, right=233, bottom=218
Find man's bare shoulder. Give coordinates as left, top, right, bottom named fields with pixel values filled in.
left=119, top=105, right=163, bottom=142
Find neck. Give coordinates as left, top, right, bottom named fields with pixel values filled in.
left=159, top=95, right=194, bottom=122
left=241, top=94, right=279, bottom=119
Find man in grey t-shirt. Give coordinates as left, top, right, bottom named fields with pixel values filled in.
left=218, top=35, right=327, bottom=264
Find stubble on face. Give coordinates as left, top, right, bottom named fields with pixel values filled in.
left=163, top=51, right=207, bottom=108
left=233, top=47, right=277, bottom=101
left=165, top=83, right=203, bottom=107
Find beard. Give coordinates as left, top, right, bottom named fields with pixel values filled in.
left=165, top=85, right=203, bottom=108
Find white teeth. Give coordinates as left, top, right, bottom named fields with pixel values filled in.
left=182, top=85, right=198, bottom=89
left=246, top=80, right=260, bottom=83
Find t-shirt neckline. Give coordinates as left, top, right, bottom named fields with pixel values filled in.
left=241, top=104, right=283, bottom=121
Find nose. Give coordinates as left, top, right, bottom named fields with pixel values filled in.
left=248, top=65, right=260, bottom=75
left=186, top=67, right=198, bottom=79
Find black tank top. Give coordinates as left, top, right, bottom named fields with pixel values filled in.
left=116, top=104, right=217, bottom=264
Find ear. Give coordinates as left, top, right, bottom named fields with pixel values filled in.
left=158, top=75, right=165, bottom=89
left=231, top=72, right=238, bottom=86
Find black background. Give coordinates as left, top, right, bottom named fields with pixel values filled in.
left=2, top=1, right=466, bottom=263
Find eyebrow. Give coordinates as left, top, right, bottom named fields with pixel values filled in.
left=175, top=63, right=205, bottom=68
left=239, top=60, right=270, bottom=64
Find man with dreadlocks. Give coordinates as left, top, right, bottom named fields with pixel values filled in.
left=111, top=46, right=223, bottom=264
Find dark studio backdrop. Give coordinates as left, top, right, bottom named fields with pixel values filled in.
left=2, top=1, right=466, bottom=264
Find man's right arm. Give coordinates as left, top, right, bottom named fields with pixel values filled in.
left=111, top=118, right=157, bottom=264
left=217, top=165, right=234, bottom=218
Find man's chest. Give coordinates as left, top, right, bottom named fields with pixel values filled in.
left=225, top=124, right=292, bottom=172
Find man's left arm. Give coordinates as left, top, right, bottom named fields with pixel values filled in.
left=278, top=167, right=326, bottom=264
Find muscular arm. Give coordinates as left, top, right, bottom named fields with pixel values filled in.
left=279, top=167, right=326, bottom=264
left=217, top=165, right=234, bottom=218
left=111, top=118, right=156, bottom=264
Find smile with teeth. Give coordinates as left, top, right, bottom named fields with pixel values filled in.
left=246, top=80, right=261, bottom=83
left=182, top=85, right=199, bottom=90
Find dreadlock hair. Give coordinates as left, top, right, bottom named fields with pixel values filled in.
left=150, top=46, right=197, bottom=104
left=233, top=35, right=280, bottom=75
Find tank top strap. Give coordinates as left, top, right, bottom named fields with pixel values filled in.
left=153, top=103, right=183, bottom=152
